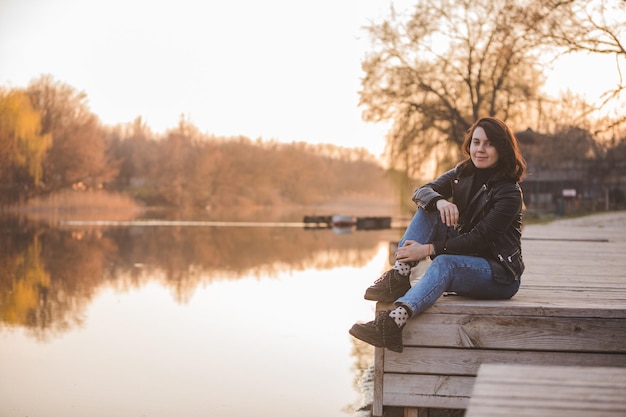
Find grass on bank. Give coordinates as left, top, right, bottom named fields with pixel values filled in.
left=5, top=190, right=143, bottom=223
left=17, top=190, right=140, bottom=212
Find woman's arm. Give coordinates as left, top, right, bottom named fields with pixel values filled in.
left=412, top=168, right=458, bottom=210
left=433, top=182, right=522, bottom=256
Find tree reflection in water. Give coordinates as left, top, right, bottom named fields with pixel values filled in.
left=0, top=215, right=400, bottom=340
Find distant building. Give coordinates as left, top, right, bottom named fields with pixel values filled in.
left=515, top=128, right=614, bottom=215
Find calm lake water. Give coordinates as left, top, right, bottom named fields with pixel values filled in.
left=0, top=214, right=403, bottom=417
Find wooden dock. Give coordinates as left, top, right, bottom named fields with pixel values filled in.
left=372, top=212, right=626, bottom=416
left=465, top=363, right=626, bottom=417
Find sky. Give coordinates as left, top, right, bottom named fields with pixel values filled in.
left=0, top=0, right=622, bottom=158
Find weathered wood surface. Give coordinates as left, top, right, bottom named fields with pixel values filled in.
left=465, top=363, right=626, bottom=417
left=384, top=347, right=626, bottom=375
left=373, top=212, right=626, bottom=416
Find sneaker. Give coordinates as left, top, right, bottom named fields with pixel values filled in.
left=349, top=310, right=404, bottom=352
left=364, top=268, right=411, bottom=302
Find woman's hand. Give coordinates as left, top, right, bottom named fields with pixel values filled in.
left=436, top=199, right=459, bottom=227
left=396, top=240, right=431, bottom=263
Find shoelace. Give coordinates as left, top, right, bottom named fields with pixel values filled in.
left=373, top=269, right=395, bottom=284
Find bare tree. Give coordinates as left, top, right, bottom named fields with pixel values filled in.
left=359, top=0, right=593, bottom=176
left=151, top=115, right=202, bottom=211
left=540, top=0, right=626, bottom=133
left=545, top=0, right=625, bottom=66
left=105, top=116, right=156, bottom=189
left=27, top=75, right=118, bottom=191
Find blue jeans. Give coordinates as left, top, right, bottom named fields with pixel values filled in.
left=395, top=208, right=520, bottom=316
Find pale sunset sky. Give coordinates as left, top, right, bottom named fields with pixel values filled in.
left=0, top=0, right=621, bottom=157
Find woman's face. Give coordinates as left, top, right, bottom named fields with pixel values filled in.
left=470, top=126, right=499, bottom=169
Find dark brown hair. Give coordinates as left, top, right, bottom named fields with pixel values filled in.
left=459, top=117, right=527, bottom=181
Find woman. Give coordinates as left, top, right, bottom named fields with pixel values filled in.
left=349, top=117, right=527, bottom=353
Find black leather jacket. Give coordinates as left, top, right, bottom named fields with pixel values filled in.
left=412, top=165, right=524, bottom=283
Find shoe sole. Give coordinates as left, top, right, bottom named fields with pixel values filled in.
left=348, top=324, right=384, bottom=348
left=348, top=324, right=404, bottom=353
left=363, top=292, right=395, bottom=302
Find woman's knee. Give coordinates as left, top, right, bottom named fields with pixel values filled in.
left=429, top=254, right=457, bottom=268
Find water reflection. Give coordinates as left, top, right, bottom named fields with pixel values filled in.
left=1, top=215, right=399, bottom=338
left=0, top=214, right=399, bottom=417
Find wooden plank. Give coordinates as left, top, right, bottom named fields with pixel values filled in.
left=519, top=285, right=626, bottom=292
left=524, top=265, right=626, bottom=276
left=383, top=347, right=626, bottom=376
left=474, top=382, right=626, bottom=402
left=379, top=297, right=626, bottom=319
left=466, top=405, right=626, bottom=417
left=403, top=408, right=418, bottom=417
left=524, top=256, right=625, bottom=268
left=522, top=256, right=623, bottom=264
left=482, top=363, right=626, bottom=382
left=397, top=313, right=626, bottom=352
left=466, top=364, right=626, bottom=417
left=429, top=293, right=626, bottom=314
left=403, top=407, right=430, bottom=417
left=373, top=346, right=384, bottom=417
left=383, top=374, right=472, bottom=409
